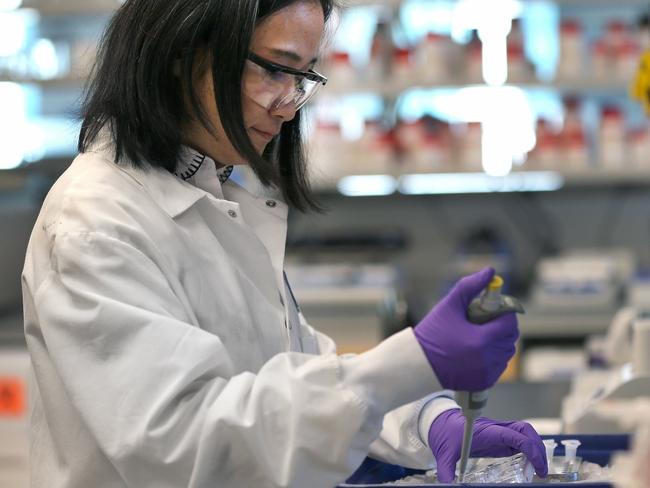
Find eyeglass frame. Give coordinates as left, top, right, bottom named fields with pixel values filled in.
left=246, top=52, right=328, bottom=107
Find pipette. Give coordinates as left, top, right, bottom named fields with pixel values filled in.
left=457, top=276, right=524, bottom=482
left=456, top=390, right=489, bottom=482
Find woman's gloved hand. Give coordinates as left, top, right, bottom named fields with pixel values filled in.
left=413, top=267, right=519, bottom=391
left=428, top=409, right=548, bottom=483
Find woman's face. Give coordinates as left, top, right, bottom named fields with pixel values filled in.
left=184, top=1, right=326, bottom=165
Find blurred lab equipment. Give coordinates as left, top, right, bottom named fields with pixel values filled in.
left=562, top=312, right=650, bottom=434
left=440, top=226, right=516, bottom=302
left=554, top=265, right=650, bottom=434
left=602, top=274, right=650, bottom=366
left=606, top=399, right=650, bottom=488
left=285, top=261, right=407, bottom=353
left=529, top=249, right=635, bottom=313
left=520, top=255, right=646, bottom=382
left=286, top=230, right=410, bottom=353
left=0, top=348, right=30, bottom=488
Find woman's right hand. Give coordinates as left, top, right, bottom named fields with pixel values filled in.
left=413, top=268, right=519, bottom=391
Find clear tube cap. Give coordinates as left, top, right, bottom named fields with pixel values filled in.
left=561, top=439, right=581, bottom=460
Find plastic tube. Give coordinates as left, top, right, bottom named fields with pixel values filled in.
left=543, top=439, right=557, bottom=471
left=561, top=439, right=581, bottom=461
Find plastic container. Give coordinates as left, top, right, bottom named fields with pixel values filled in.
left=463, top=453, right=534, bottom=483
left=327, top=51, right=357, bottom=89
left=598, top=106, right=626, bottom=169
left=558, top=20, right=584, bottom=80
left=507, top=43, right=530, bottom=83
left=416, top=32, right=450, bottom=84
left=392, top=47, right=414, bottom=86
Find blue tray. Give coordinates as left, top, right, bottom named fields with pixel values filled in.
left=339, top=434, right=630, bottom=487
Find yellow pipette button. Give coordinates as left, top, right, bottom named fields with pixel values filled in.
left=488, top=275, right=504, bottom=291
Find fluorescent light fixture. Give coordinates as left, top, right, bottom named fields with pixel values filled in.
left=0, top=12, right=27, bottom=56
left=337, top=175, right=398, bottom=197
left=0, top=0, right=22, bottom=11
left=478, top=86, right=536, bottom=175
left=31, top=38, right=60, bottom=79
left=482, top=120, right=513, bottom=176
left=0, top=82, right=27, bottom=170
left=399, top=171, right=564, bottom=195
left=481, top=33, right=508, bottom=86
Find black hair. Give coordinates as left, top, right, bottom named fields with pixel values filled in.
left=78, top=0, right=337, bottom=212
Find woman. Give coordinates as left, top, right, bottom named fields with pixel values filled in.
left=22, top=1, right=547, bottom=487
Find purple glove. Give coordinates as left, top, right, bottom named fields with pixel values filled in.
left=413, top=267, right=519, bottom=391
left=428, top=409, right=548, bottom=483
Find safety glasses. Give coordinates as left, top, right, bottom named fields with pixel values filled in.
left=244, top=52, right=328, bottom=111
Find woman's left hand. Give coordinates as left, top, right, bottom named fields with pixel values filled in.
left=428, top=409, right=548, bottom=483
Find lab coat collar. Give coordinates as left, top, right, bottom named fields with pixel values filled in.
left=174, top=146, right=234, bottom=186
left=118, top=162, right=209, bottom=219
left=90, top=139, right=288, bottom=220
left=87, top=136, right=207, bottom=218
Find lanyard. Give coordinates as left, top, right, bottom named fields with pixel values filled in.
left=283, top=271, right=301, bottom=313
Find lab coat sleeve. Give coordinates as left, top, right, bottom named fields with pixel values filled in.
left=31, top=230, right=442, bottom=488
left=305, top=321, right=460, bottom=469
left=367, top=393, right=459, bottom=469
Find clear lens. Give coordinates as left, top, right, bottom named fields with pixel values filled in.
left=272, top=78, right=319, bottom=110
left=244, top=60, right=321, bottom=110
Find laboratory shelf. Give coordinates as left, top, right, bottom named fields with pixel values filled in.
left=519, top=310, right=616, bottom=338
left=323, top=79, right=484, bottom=98
left=3, top=76, right=627, bottom=95
left=291, top=286, right=391, bottom=307
left=530, top=80, right=630, bottom=94
left=19, top=0, right=647, bottom=15
left=322, top=79, right=629, bottom=98
left=347, top=0, right=401, bottom=7
left=348, top=0, right=648, bottom=7
left=0, top=77, right=87, bottom=88
left=21, top=0, right=120, bottom=16
left=555, top=0, right=650, bottom=6
left=561, top=169, right=650, bottom=187
left=311, top=169, right=650, bottom=197
left=0, top=173, right=30, bottom=192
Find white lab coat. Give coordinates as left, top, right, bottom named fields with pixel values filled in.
left=22, top=142, right=458, bottom=488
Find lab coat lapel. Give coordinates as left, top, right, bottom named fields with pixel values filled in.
left=118, top=151, right=288, bottom=344
left=118, top=156, right=279, bottom=309
left=193, top=197, right=281, bottom=315
left=221, top=181, right=289, bottom=292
